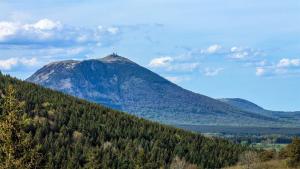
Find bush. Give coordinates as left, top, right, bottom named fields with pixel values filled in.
left=279, top=148, right=289, bottom=159
left=170, top=156, right=199, bottom=169
left=260, top=149, right=276, bottom=162
left=239, top=151, right=261, bottom=169
left=286, top=137, right=300, bottom=167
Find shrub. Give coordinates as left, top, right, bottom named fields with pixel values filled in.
left=239, top=151, right=261, bottom=169
left=286, top=137, right=300, bottom=167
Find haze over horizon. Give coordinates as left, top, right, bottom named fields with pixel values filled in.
left=0, top=0, right=299, bottom=111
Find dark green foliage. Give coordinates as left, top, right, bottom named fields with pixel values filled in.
left=0, top=74, right=247, bottom=169
left=259, top=149, right=276, bottom=162
left=286, top=137, right=300, bottom=167
left=0, top=85, right=42, bottom=169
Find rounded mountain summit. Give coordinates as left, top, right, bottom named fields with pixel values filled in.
left=26, top=54, right=299, bottom=127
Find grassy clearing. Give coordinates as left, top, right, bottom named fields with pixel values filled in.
left=251, top=143, right=287, bottom=151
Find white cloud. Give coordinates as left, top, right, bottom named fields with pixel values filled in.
left=232, top=51, right=249, bottom=59
left=230, top=47, right=249, bottom=59
left=0, top=57, right=38, bottom=70
left=149, top=56, right=173, bottom=67
left=0, top=19, right=62, bottom=42
left=107, top=27, right=119, bottom=34
left=255, top=67, right=265, bottom=76
left=0, top=19, right=122, bottom=48
left=204, top=67, right=224, bottom=76
left=19, top=57, right=37, bottom=66
left=0, top=22, right=18, bottom=40
left=98, top=25, right=120, bottom=35
left=201, top=44, right=222, bottom=54
left=229, top=47, right=263, bottom=60
left=150, top=45, right=266, bottom=78
left=277, top=58, right=300, bottom=68
left=148, top=56, right=200, bottom=73
left=230, top=47, right=239, bottom=52
left=23, top=19, right=62, bottom=30
left=256, top=58, right=300, bottom=77
left=0, top=58, right=18, bottom=70
left=207, top=44, right=222, bottom=53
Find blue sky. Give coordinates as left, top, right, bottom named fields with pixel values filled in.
left=0, top=0, right=299, bottom=111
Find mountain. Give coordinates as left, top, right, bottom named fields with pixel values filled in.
left=219, top=98, right=300, bottom=123
left=0, top=73, right=247, bottom=168
left=27, top=54, right=299, bottom=127
left=218, top=98, right=266, bottom=114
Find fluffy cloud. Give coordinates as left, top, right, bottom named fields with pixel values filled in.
left=0, top=57, right=37, bottom=70
left=204, top=67, right=224, bottom=76
left=256, top=58, right=300, bottom=77
left=148, top=56, right=200, bottom=73
left=0, top=19, right=120, bottom=47
left=149, top=45, right=268, bottom=78
left=23, top=19, right=62, bottom=31
left=229, top=47, right=262, bottom=60
left=255, top=67, right=265, bottom=76
left=147, top=44, right=228, bottom=75
left=201, top=44, right=222, bottom=54
left=176, top=45, right=263, bottom=63
left=149, top=56, right=173, bottom=68
left=0, top=22, right=18, bottom=40
left=106, top=27, right=119, bottom=35
left=0, top=58, right=18, bottom=70
left=277, top=58, right=300, bottom=68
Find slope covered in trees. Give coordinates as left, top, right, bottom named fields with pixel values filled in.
left=0, top=73, right=247, bottom=169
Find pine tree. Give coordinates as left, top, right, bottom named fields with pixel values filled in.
left=84, top=148, right=102, bottom=169
left=0, top=85, right=41, bottom=169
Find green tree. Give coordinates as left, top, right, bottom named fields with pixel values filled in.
left=84, top=148, right=102, bottom=169
left=0, top=85, right=41, bottom=169
left=286, top=137, right=300, bottom=167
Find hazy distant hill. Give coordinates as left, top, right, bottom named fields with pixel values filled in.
left=218, top=98, right=265, bottom=114
left=27, top=54, right=299, bottom=127
left=219, top=98, right=300, bottom=123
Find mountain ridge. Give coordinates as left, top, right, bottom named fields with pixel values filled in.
left=26, top=54, right=299, bottom=127
left=219, top=98, right=300, bottom=122
left=218, top=98, right=266, bottom=113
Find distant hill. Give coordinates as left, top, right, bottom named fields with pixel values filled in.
left=0, top=73, right=247, bottom=169
left=219, top=98, right=300, bottom=123
left=27, top=54, right=299, bottom=127
left=218, top=98, right=265, bottom=114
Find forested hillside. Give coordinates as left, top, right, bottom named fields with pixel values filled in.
left=0, top=73, right=247, bottom=168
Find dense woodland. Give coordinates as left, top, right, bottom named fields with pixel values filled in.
left=0, top=73, right=249, bottom=169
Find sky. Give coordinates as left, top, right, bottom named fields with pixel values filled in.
left=0, top=0, right=299, bottom=111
